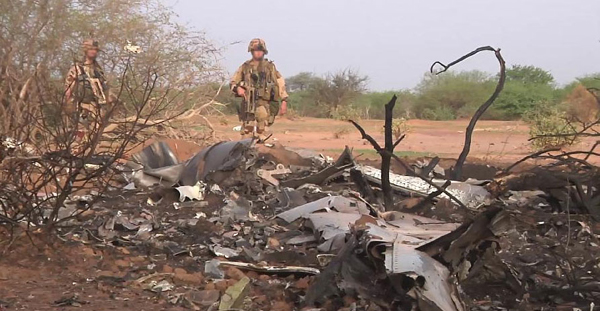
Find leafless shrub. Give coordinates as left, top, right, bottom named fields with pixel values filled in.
left=0, top=0, right=222, bottom=245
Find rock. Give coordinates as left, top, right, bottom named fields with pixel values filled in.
left=174, top=267, right=188, bottom=276
left=215, top=280, right=229, bottom=292
left=162, top=265, right=174, bottom=273
left=205, top=282, right=216, bottom=290
left=267, top=237, right=281, bottom=249
left=173, top=268, right=204, bottom=285
left=245, top=271, right=259, bottom=279
left=225, top=267, right=246, bottom=281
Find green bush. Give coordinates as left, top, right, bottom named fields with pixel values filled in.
left=524, top=104, right=577, bottom=150
left=419, top=105, right=456, bottom=120
left=331, top=105, right=362, bottom=121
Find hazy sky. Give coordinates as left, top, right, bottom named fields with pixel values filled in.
left=167, top=0, right=600, bottom=91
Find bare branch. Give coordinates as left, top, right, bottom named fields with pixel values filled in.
left=432, top=46, right=506, bottom=180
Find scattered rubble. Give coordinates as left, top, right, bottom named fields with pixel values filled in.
left=2, top=137, right=600, bottom=311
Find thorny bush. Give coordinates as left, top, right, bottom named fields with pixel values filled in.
left=524, top=103, right=578, bottom=150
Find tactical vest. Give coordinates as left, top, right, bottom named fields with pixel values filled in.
left=241, top=60, right=280, bottom=102
left=74, top=63, right=107, bottom=104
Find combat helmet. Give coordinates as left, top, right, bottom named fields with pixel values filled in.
left=248, top=38, right=268, bottom=54
left=82, top=38, right=100, bottom=53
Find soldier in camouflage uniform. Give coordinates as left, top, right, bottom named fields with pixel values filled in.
left=64, top=39, right=110, bottom=140
left=230, top=38, right=288, bottom=141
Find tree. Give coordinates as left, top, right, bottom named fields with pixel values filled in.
left=310, top=69, right=368, bottom=117
left=574, top=74, right=600, bottom=90
left=287, top=72, right=323, bottom=92
left=505, top=65, right=554, bottom=85
left=414, top=71, right=494, bottom=120
left=492, top=82, right=556, bottom=119
left=492, top=65, right=557, bottom=120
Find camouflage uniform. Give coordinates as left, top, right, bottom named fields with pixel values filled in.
left=230, top=38, right=288, bottom=139
left=64, top=39, right=110, bottom=132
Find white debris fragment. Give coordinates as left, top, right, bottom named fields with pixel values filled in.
left=124, top=40, right=142, bottom=54
left=175, top=182, right=206, bottom=202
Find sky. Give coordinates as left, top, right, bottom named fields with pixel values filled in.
left=166, top=0, right=600, bottom=91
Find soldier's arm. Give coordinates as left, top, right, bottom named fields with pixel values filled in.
left=230, top=65, right=245, bottom=96
left=272, top=64, right=288, bottom=115
left=273, top=64, right=289, bottom=101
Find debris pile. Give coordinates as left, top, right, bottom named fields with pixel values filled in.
left=3, top=138, right=600, bottom=311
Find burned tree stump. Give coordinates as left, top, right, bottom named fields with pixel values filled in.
left=350, top=96, right=468, bottom=211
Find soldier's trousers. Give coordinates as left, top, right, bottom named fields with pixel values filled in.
left=242, top=105, right=269, bottom=135
left=240, top=100, right=280, bottom=138
left=68, top=101, right=108, bottom=144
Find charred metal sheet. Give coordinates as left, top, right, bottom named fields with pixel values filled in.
left=358, top=165, right=490, bottom=209
left=281, top=163, right=353, bottom=188
left=281, top=146, right=355, bottom=188
left=306, top=220, right=468, bottom=311
left=277, top=196, right=369, bottom=223
left=179, top=139, right=253, bottom=186
left=132, top=164, right=185, bottom=187
left=131, top=141, right=179, bottom=169
left=130, top=140, right=253, bottom=187
left=383, top=211, right=460, bottom=241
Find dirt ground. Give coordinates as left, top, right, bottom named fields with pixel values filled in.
left=209, top=116, right=597, bottom=165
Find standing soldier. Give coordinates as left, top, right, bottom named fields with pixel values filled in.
left=230, top=38, right=288, bottom=142
left=64, top=38, right=110, bottom=142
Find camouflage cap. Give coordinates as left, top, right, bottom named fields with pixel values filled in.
left=248, top=38, right=268, bottom=54
left=82, top=39, right=100, bottom=52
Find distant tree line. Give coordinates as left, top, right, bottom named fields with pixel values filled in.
left=214, top=65, right=599, bottom=121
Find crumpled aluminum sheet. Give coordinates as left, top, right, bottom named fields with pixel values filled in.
left=131, top=141, right=179, bottom=169
left=178, top=139, right=253, bottom=186
left=130, top=139, right=253, bottom=188
left=358, top=165, right=490, bottom=209
left=384, top=242, right=464, bottom=311
left=276, top=196, right=369, bottom=223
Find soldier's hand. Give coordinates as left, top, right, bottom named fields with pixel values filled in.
left=279, top=101, right=287, bottom=116
left=236, top=87, right=246, bottom=97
